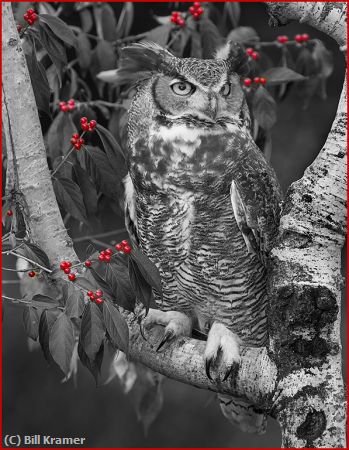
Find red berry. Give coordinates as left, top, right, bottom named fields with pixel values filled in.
left=193, top=2, right=201, bottom=8
left=251, top=51, right=259, bottom=60
left=71, top=138, right=77, bottom=145
left=172, top=11, right=179, bottom=17
left=243, top=78, right=252, bottom=87
left=80, top=117, right=88, bottom=124
left=64, top=267, right=71, bottom=274
left=259, top=77, right=267, bottom=85
left=246, top=47, right=254, bottom=56
left=89, top=120, right=97, bottom=129
left=105, top=248, right=113, bottom=255
left=98, top=254, right=106, bottom=261
left=189, top=6, right=195, bottom=14
left=61, top=105, right=69, bottom=112
left=27, top=18, right=34, bottom=26
left=277, top=35, right=289, bottom=44
left=85, top=260, right=92, bottom=268
left=60, top=261, right=68, bottom=270
left=72, top=133, right=79, bottom=140
left=121, top=240, right=129, bottom=246
left=115, top=243, right=123, bottom=251
left=170, top=17, right=177, bottom=23
left=89, top=294, right=95, bottom=301
left=66, top=262, right=72, bottom=268
left=31, top=13, right=38, bottom=22
left=6, top=210, right=13, bottom=217
left=123, top=245, right=132, bottom=254
left=104, top=254, right=111, bottom=262
left=87, top=290, right=94, bottom=297
left=254, top=77, right=261, bottom=84
left=95, top=297, right=104, bottom=305
left=177, top=18, right=185, bottom=26
left=81, top=123, right=90, bottom=132
left=68, top=99, right=75, bottom=106
left=28, top=271, right=36, bottom=278
left=295, top=34, right=303, bottom=43
left=96, top=289, right=103, bottom=297
left=302, top=33, right=309, bottom=42
left=196, top=7, right=204, bottom=15
left=17, top=24, right=23, bottom=32
left=74, top=143, right=82, bottom=150
left=23, top=13, right=29, bottom=21
left=27, top=8, right=35, bottom=16
left=79, top=138, right=85, bottom=145
left=68, top=273, right=76, bottom=281
left=192, top=12, right=200, bottom=20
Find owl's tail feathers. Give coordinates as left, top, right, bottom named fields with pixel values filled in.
left=218, top=394, right=267, bottom=435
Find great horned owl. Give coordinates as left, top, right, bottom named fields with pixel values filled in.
left=117, top=41, right=282, bottom=433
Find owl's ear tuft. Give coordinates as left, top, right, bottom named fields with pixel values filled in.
left=215, top=41, right=250, bottom=77
left=97, top=42, right=174, bottom=86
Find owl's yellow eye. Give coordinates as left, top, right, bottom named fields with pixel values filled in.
left=171, top=81, right=194, bottom=96
left=221, top=83, right=231, bottom=96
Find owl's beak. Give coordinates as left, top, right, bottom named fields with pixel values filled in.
left=206, top=94, right=218, bottom=120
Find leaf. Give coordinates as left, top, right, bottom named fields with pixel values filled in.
left=18, top=242, right=51, bottom=269
left=79, top=302, right=106, bottom=361
left=107, top=261, right=136, bottom=312
left=199, top=18, right=223, bottom=59
left=39, top=14, right=77, bottom=47
left=115, top=2, right=134, bottom=39
left=227, top=26, right=259, bottom=44
left=103, top=301, right=129, bottom=354
left=37, top=22, right=67, bottom=84
left=105, top=351, right=137, bottom=392
left=23, top=306, right=40, bottom=340
left=312, top=39, right=333, bottom=79
left=76, top=31, right=92, bottom=70
left=53, top=177, right=88, bottom=224
left=95, top=40, right=116, bottom=72
left=65, top=289, right=85, bottom=320
left=100, top=3, right=117, bottom=42
left=31, top=294, right=60, bottom=309
left=39, top=309, right=61, bottom=363
left=128, top=258, right=154, bottom=312
left=261, top=67, right=306, bottom=85
left=47, top=112, right=76, bottom=161
left=96, top=124, right=126, bottom=176
left=190, top=30, right=202, bottom=58
left=295, top=47, right=319, bottom=108
left=75, top=275, right=97, bottom=292
left=78, top=146, right=120, bottom=198
left=130, top=248, right=162, bottom=297
left=144, top=24, right=171, bottom=47
left=25, top=38, right=51, bottom=116
left=153, top=15, right=171, bottom=26
left=89, top=266, right=114, bottom=298
left=223, top=2, right=240, bottom=28
left=49, top=312, right=75, bottom=375
left=78, top=338, right=104, bottom=384
left=79, top=8, right=93, bottom=33
left=252, top=86, right=277, bottom=131
left=73, top=163, right=98, bottom=218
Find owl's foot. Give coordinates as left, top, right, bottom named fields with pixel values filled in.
left=141, top=308, right=192, bottom=351
left=204, top=322, right=241, bottom=382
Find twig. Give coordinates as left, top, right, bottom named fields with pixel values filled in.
left=114, top=32, right=148, bottom=46
left=10, top=251, right=52, bottom=273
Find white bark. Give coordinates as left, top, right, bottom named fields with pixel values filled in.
left=2, top=2, right=346, bottom=447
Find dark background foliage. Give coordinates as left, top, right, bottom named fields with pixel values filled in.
left=3, top=2, right=346, bottom=448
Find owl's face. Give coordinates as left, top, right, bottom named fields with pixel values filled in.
left=151, top=58, right=247, bottom=126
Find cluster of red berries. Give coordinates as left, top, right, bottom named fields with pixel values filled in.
left=170, top=11, right=185, bottom=27
left=243, top=77, right=267, bottom=87
left=277, top=35, right=289, bottom=44
left=59, top=99, right=75, bottom=112
left=28, top=271, right=36, bottom=278
left=6, top=210, right=13, bottom=217
left=246, top=48, right=259, bottom=60
left=115, top=239, right=132, bottom=254
left=23, top=8, right=38, bottom=26
left=80, top=117, right=97, bottom=132
left=87, top=289, right=104, bottom=305
left=59, top=261, right=76, bottom=281
left=98, top=248, right=114, bottom=263
left=295, top=33, right=310, bottom=43
left=189, top=2, right=204, bottom=20
left=70, top=134, right=85, bottom=151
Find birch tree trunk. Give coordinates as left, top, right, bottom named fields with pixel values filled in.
left=2, top=2, right=346, bottom=448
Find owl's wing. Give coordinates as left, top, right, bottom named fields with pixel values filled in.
left=123, top=174, right=139, bottom=246
left=230, top=154, right=282, bottom=266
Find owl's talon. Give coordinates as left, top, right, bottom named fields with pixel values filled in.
left=156, top=329, right=175, bottom=352
left=204, top=322, right=241, bottom=382
left=205, top=357, right=214, bottom=381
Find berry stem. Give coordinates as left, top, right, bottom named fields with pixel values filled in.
left=51, top=131, right=86, bottom=177
left=256, top=38, right=315, bottom=49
